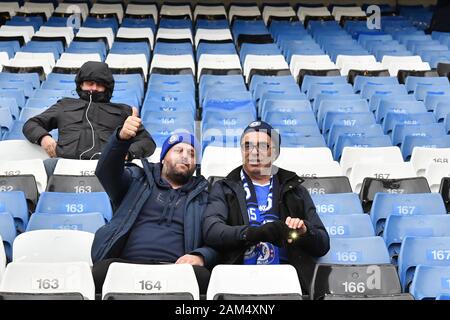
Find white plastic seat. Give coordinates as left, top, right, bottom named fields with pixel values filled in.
left=195, top=29, right=232, bottom=47
left=197, top=54, right=241, bottom=81
left=262, top=6, right=296, bottom=25
left=6, top=57, right=52, bottom=75
left=91, top=3, right=124, bottom=23
left=76, top=27, right=114, bottom=49
left=150, top=54, right=195, bottom=76
left=350, top=162, right=416, bottom=193
left=410, top=147, right=450, bottom=176
left=0, top=140, right=49, bottom=161
left=12, top=230, right=94, bottom=266
left=156, top=28, right=193, bottom=44
left=55, top=3, right=89, bottom=21
left=381, top=55, right=430, bottom=77
left=0, top=159, right=47, bottom=193
left=295, top=161, right=343, bottom=178
left=19, top=2, right=54, bottom=20
left=56, top=53, right=102, bottom=69
left=14, top=52, right=55, bottom=68
left=126, top=4, right=158, bottom=23
left=0, top=2, right=19, bottom=17
left=207, top=265, right=302, bottom=300
left=243, top=55, right=289, bottom=83
left=297, top=6, right=331, bottom=22
left=117, top=27, right=154, bottom=51
left=229, top=5, right=261, bottom=23
left=0, top=25, right=34, bottom=43
left=53, top=159, right=98, bottom=176
left=35, top=26, right=74, bottom=46
left=332, top=6, right=366, bottom=21
left=276, top=147, right=334, bottom=166
left=201, top=146, right=242, bottom=179
left=340, top=146, right=404, bottom=177
left=194, top=5, right=226, bottom=20
left=290, top=55, right=338, bottom=80
left=106, top=53, right=148, bottom=81
left=424, top=162, right=450, bottom=192
left=336, top=55, right=380, bottom=76
left=0, top=261, right=95, bottom=300
left=160, top=4, right=192, bottom=19
left=102, top=263, right=199, bottom=300
left=0, top=52, right=9, bottom=68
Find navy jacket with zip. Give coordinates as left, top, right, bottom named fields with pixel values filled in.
left=91, top=130, right=218, bottom=268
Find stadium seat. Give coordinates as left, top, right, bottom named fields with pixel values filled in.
left=335, top=135, right=392, bottom=162
left=383, top=215, right=450, bottom=264
left=207, top=265, right=302, bottom=300
left=317, top=236, right=390, bottom=265
left=398, top=236, right=450, bottom=293
left=0, top=212, right=16, bottom=261
left=424, top=162, right=450, bottom=192
left=350, top=162, right=416, bottom=193
left=391, top=123, right=446, bottom=148
left=319, top=213, right=375, bottom=237
left=12, top=229, right=94, bottom=265
left=0, top=261, right=95, bottom=300
left=401, top=136, right=450, bottom=161
left=294, top=162, right=342, bottom=178
left=102, top=263, right=200, bottom=300
left=370, top=193, right=446, bottom=236
left=35, top=192, right=112, bottom=222
left=310, top=263, right=402, bottom=300
left=410, top=265, right=450, bottom=300
left=201, top=146, right=241, bottom=179
left=0, top=174, right=38, bottom=212
left=0, top=159, right=47, bottom=193
left=410, top=147, right=450, bottom=176
left=311, top=193, right=364, bottom=215
left=340, top=146, right=403, bottom=177
left=26, top=212, right=105, bottom=234
left=46, top=175, right=104, bottom=193
left=300, top=176, right=353, bottom=195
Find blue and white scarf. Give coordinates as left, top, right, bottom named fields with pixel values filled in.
left=241, top=169, right=280, bottom=265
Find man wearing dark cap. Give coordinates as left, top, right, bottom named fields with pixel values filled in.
left=202, top=121, right=329, bottom=291
left=23, top=61, right=156, bottom=174
left=91, top=119, right=216, bottom=294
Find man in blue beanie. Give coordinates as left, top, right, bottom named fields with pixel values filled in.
left=202, top=120, right=329, bottom=293
left=91, top=112, right=216, bottom=294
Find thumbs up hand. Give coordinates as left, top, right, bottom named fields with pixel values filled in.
left=119, top=107, right=142, bottom=141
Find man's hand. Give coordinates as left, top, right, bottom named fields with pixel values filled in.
left=119, top=107, right=141, bottom=140
left=175, top=254, right=205, bottom=266
left=40, top=135, right=57, bottom=158
left=285, top=217, right=307, bottom=243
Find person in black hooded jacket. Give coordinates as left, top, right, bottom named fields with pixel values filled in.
left=23, top=61, right=156, bottom=174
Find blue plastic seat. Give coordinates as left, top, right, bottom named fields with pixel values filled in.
left=159, top=18, right=192, bottom=30
left=401, top=136, right=450, bottom=160
left=415, top=84, right=450, bottom=101
left=0, top=97, right=19, bottom=120
left=370, top=193, right=446, bottom=237
left=250, top=75, right=296, bottom=94
left=260, top=100, right=311, bottom=120
left=328, top=123, right=384, bottom=150
left=153, top=41, right=193, bottom=57
left=32, top=89, right=77, bottom=100
left=239, top=43, right=281, bottom=65
left=361, top=84, right=407, bottom=101
left=19, top=107, right=46, bottom=121
left=398, top=236, right=450, bottom=294
left=83, top=16, right=118, bottom=34
left=41, top=80, right=76, bottom=91
left=0, top=88, right=25, bottom=109
left=122, top=17, right=156, bottom=33
left=35, top=192, right=113, bottom=222
left=45, top=16, right=69, bottom=27
left=110, top=41, right=150, bottom=64
left=67, top=41, right=107, bottom=61
left=263, top=111, right=317, bottom=128
left=318, top=213, right=375, bottom=238
left=376, top=100, right=427, bottom=124
left=202, top=91, right=256, bottom=116
left=22, top=40, right=63, bottom=59
left=410, top=265, right=450, bottom=300
left=280, top=135, right=326, bottom=148
left=424, top=94, right=450, bottom=111
left=353, top=76, right=399, bottom=94
left=370, top=93, right=416, bottom=114
left=301, top=75, right=347, bottom=94
left=0, top=191, right=28, bottom=233
left=25, top=98, right=58, bottom=109
left=392, top=123, right=446, bottom=147
left=383, top=215, right=450, bottom=264
left=26, top=212, right=105, bottom=233
left=308, top=83, right=354, bottom=101
left=383, top=112, right=436, bottom=135
left=317, top=236, right=390, bottom=265
left=434, top=102, right=450, bottom=122
left=0, top=41, right=19, bottom=59
left=6, top=15, right=43, bottom=32
left=311, top=193, right=364, bottom=215
left=196, top=42, right=236, bottom=61
left=313, top=94, right=362, bottom=115
left=405, top=76, right=450, bottom=93
left=322, top=112, right=376, bottom=136
left=195, top=19, right=229, bottom=30
left=0, top=80, right=34, bottom=99
left=333, top=135, right=392, bottom=161
left=0, top=211, right=17, bottom=261
left=143, top=114, right=195, bottom=137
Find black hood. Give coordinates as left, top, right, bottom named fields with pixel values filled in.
left=75, top=61, right=115, bottom=102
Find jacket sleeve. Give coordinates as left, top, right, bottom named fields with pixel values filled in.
left=128, top=123, right=156, bottom=159
left=289, top=186, right=330, bottom=257
left=189, top=246, right=218, bottom=270
left=202, top=182, right=248, bottom=250
left=22, top=102, right=60, bottom=144
left=95, top=128, right=134, bottom=209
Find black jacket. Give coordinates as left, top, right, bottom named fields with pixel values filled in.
left=202, top=166, right=330, bottom=290
left=23, top=62, right=156, bottom=160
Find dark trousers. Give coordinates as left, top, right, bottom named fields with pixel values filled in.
left=92, top=258, right=211, bottom=295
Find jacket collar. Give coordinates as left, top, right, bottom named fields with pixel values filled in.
left=224, top=165, right=299, bottom=187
